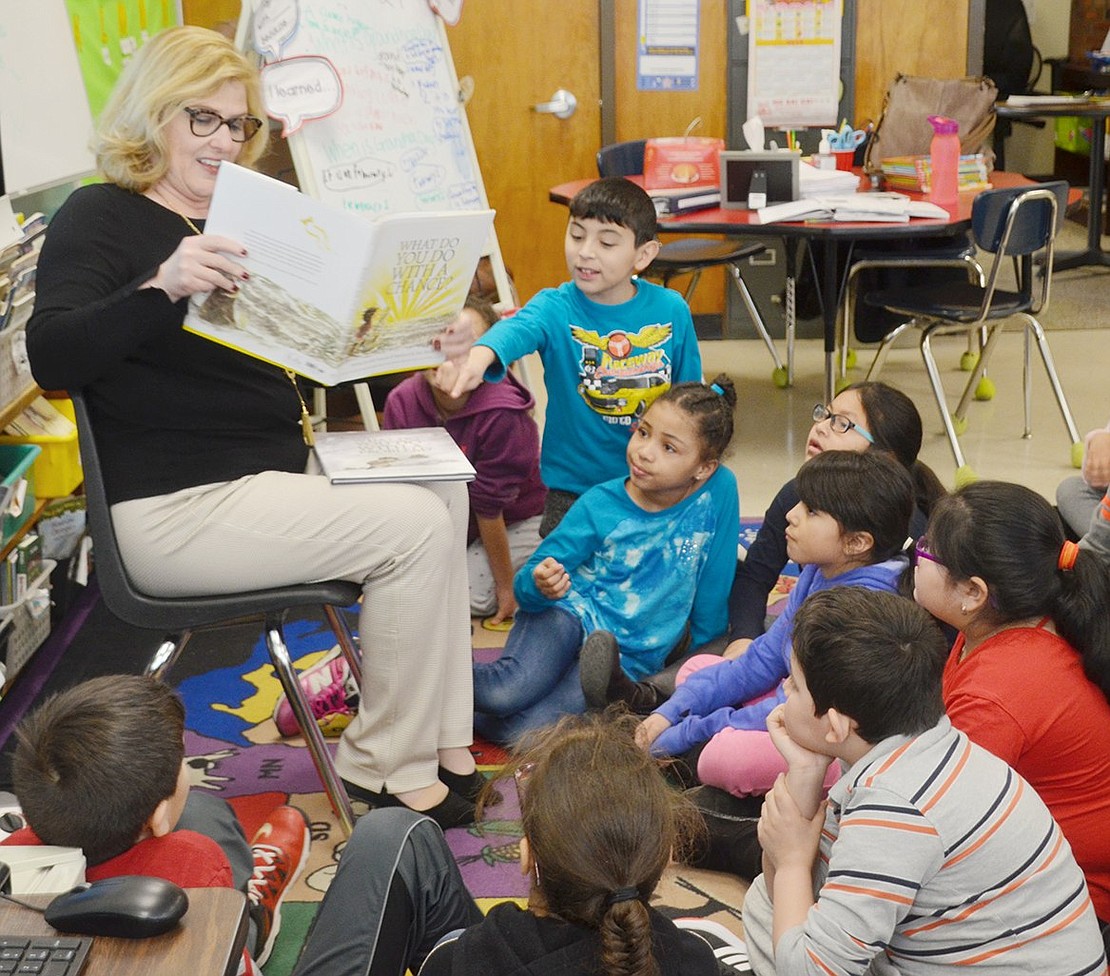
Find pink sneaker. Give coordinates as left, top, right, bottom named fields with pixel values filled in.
left=273, top=649, right=360, bottom=738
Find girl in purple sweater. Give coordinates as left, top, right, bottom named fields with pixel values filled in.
left=384, top=297, right=546, bottom=627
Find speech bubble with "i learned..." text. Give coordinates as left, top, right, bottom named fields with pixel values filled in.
left=261, top=56, right=344, bottom=137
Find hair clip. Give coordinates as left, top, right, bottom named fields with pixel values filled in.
left=710, top=383, right=724, bottom=396
left=1058, top=539, right=1079, bottom=572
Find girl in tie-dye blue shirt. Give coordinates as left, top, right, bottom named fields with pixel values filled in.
left=473, top=378, right=740, bottom=745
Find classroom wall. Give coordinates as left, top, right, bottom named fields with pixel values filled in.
left=853, top=0, right=972, bottom=126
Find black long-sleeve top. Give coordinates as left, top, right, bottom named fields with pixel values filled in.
left=26, top=183, right=307, bottom=505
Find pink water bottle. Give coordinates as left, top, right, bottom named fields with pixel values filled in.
left=927, top=115, right=960, bottom=207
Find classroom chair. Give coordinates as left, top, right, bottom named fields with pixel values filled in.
left=862, top=181, right=1082, bottom=484
left=596, top=140, right=789, bottom=384
left=70, top=391, right=364, bottom=835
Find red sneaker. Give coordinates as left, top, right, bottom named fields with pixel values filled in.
left=247, top=805, right=311, bottom=966
left=273, top=649, right=359, bottom=738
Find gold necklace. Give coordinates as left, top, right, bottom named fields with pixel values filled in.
left=175, top=207, right=315, bottom=447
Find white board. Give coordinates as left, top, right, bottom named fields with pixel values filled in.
left=0, top=0, right=96, bottom=196
left=256, top=0, right=486, bottom=218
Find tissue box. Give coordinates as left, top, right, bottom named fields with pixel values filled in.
left=643, top=137, right=725, bottom=190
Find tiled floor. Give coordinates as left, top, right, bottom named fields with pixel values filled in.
left=525, top=326, right=1106, bottom=519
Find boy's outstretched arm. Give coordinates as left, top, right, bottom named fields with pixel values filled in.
left=448, top=345, right=498, bottom=398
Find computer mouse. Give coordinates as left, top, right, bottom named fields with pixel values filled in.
left=44, top=875, right=189, bottom=938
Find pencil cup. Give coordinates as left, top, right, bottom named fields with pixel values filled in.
left=833, top=150, right=855, bottom=171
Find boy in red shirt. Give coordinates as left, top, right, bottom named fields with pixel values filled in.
left=3, top=675, right=308, bottom=968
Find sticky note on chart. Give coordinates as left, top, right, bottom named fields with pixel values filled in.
left=262, top=56, right=344, bottom=136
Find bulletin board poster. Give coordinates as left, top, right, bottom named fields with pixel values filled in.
left=64, top=0, right=182, bottom=119
left=746, top=0, right=841, bottom=128
left=636, top=0, right=700, bottom=92
left=252, top=0, right=484, bottom=218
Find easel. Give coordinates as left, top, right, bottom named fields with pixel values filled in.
left=235, top=0, right=519, bottom=429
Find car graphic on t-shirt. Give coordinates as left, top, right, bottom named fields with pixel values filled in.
left=573, top=324, right=673, bottom=419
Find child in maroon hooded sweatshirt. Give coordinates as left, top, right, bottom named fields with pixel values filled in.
left=384, top=295, right=547, bottom=628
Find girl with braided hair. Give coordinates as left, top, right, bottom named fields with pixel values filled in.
left=291, top=712, right=723, bottom=976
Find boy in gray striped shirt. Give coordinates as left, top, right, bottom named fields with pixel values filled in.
left=743, top=588, right=1107, bottom=976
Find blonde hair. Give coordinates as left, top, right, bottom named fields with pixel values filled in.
left=95, top=26, right=268, bottom=191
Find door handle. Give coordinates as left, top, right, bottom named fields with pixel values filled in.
left=533, top=89, right=577, bottom=120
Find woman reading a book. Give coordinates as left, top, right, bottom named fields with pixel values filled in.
left=25, top=26, right=482, bottom=830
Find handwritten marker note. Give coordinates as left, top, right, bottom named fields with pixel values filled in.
left=254, top=0, right=300, bottom=60
left=262, top=56, right=344, bottom=136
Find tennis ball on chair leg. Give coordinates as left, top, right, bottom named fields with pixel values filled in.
left=771, top=367, right=789, bottom=388
left=951, top=414, right=968, bottom=436
left=960, top=351, right=979, bottom=371
left=954, top=464, right=978, bottom=488
left=974, top=376, right=995, bottom=401
left=1071, top=441, right=1085, bottom=468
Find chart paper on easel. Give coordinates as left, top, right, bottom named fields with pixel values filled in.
left=746, top=0, right=841, bottom=128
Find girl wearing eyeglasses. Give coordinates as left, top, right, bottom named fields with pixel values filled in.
left=596, top=382, right=944, bottom=715
left=913, top=481, right=1110, bottom=944
left=27, top=27, right=482, bottom=831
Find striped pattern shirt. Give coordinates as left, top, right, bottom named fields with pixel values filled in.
left=776, top=718, right=1108, bottom=976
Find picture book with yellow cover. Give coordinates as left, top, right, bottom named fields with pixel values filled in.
left=184, top=163, right=494, bottom=385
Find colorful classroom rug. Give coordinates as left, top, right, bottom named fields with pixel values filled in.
left=0, top=518, right=791, bottom=975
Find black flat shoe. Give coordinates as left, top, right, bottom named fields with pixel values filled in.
left=438, top=765, right=502, bottom=806
left=342, top=778, right=477, bottom=830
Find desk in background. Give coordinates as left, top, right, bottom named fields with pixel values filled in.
left=995, top=99, right=1110, bottom=272
left=0, top=888, right=248, bottom=976
left=550, top=172, right=1035, bottom=402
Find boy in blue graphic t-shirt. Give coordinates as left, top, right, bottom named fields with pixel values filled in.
left=450, top=177, right=702, bottom=535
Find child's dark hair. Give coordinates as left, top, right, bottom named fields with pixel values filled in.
left=12, top=675, right=186, bottom=866
left=569, top=177, right=659, bottom=247
left=795, top=450, right=914, bottom=563
left=848, top=381, right=947, bottom=517
left=487, top=712, right=700, bottom=976
left=925, top=481, right=1110, bottom=702
left=653, top=373, right=737, bottom=460
left=793, top=588, right=948, bottom=741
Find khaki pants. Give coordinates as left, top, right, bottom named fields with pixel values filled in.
left=113, top=469, right=473, bottom=794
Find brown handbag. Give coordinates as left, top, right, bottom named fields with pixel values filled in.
left=864, top=74, right=998, bottom=173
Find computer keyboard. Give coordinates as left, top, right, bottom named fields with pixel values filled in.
left=0, top=935, right=90, bottom=975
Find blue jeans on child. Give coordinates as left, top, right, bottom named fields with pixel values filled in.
left=472, top=607, right=587, bottom=744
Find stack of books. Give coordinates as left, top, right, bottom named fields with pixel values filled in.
left=879, top=154, right=991, bottom=193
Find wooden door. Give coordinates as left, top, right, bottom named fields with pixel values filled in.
left=447, top=2, right=602, bottom=303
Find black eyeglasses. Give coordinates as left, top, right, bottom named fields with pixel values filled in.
left=183, top=107, right=264, bottom=142
left=812, top=403, right=875, bottom=444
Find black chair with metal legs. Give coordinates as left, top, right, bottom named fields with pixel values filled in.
left=836, top=231, right=986, bottom=387
left=70, top=391, right=364, bottom=835
left=862, top=181, right=1082, bottom=485
left=597, top=140, right=788, bottom=383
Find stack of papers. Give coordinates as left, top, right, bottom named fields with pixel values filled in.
left=798, top=162, right=859, bottom=198
left=1004, top=94, right=1098, bottom=107
left=753, top=193, right=950, bottom=225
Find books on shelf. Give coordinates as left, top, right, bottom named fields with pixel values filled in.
left=184, top=163, right=495, bottom=386
left=312, top=428, right=476, bottom=484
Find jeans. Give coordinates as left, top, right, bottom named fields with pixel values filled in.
left=472, top=606, right=586, bottom=744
